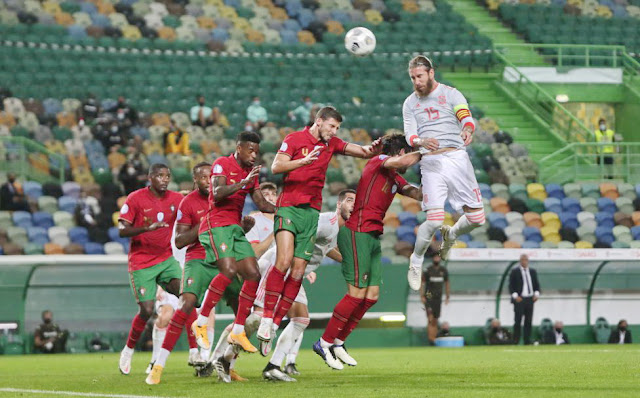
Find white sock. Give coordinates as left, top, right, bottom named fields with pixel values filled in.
left=151, top=325, right=166, bottom=363
left=450, top=210, right=485, bottom=239
left=189, top=347, right=198, bottom=356
left=231, top=323, right=244, bottom=334
left=213, top=323, right=232, bottom=360
left=223, top=344, right=235, bottom=362
left=122, top=345, right=134, bottom=355
left=196, top=314, right=208, bottom=327
left=244, top=312, right=262, bottom=337
left=286, top=331, right=304, bottom=365
left=156, top=348, right=170, bottom=367
left=271, top=318, right=309, bottom=367
left=334, top=338, right=345, bottom=346
left=229, top=353, right=238, bottom=369
left=413, top=210, right=445, bottom=258
left=320, top=338, right=332, bottom=349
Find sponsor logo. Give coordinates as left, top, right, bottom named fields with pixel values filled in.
left=220, top=243, right=227, bottom=252
left=304, top=251, right=313, bottom=256
left=230, top=172, right=238, bottom=176
left=197, top=210, right=204, bottom=214
left=143, top=208, right=152, bottom=212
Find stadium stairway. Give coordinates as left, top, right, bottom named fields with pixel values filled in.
left=445, top=0, right=545, bottom=66
left=445, top=72, right=564, bottom=161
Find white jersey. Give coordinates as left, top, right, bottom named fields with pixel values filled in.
left=245, top=212, right=275, bottom=249
left=402, top=83, right=469, bottom=150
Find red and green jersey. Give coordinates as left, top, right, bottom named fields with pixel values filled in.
left=276, top=127, right=348, bottom=210
left=346, top=155, right=409, bottom=234
left=119, top=187, right=183, bottom=271
left=176, top=189, right=209, bottom=262
left=199, top=154, right=259, bottom=232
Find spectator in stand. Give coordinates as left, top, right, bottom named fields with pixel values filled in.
left=487, top=318, right=512, bottom=345
left=164, top=124, right=190, bottom=156
left=74, top=191, right=98, bottom=229
left=190, top=94, right=219, bottom=128
left=543, top=321, right=570, bottom=345
left=118, top=159, right=147, bottom=194
left=287, top=96, right=313, bottom=127
left=109, top=96, right=138, bottom=127
left=436, top=321, right=451, bottom=338
left=246, top=95, right=268, bottom=131
left=101, top=120, right=126, bottom=152
left=34, top=310, right=69, bottom=354
left=609, top=319, right=632, bottom=344
left=77, top=93, right=101, bottom=126
left=595, top=118, right=616, bottom=179
left=0, top=173, right=30, bottom=211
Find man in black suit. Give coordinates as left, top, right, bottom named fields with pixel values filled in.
left=509, top=254, right=541, bottom=345
left=543, top=321, right=570, bottom=345
left=609, top=319, right=632, bottom=344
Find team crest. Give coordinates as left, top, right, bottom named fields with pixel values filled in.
left=438, top=95, right=446, bottom=105
left=187, top=277, right=194, bottom=286
left=157, top=212, right=164, bottom=222
left=220, top=243, right=228, bottom=252
left=139, top=287, right=146, bottom=296
left=391, top=184, right=398, bottom=194
left=170, top=205, right=175, bottom=212
left=286, top=219, right=292, bottom=225
left=363, top=273, right=369, bottom=281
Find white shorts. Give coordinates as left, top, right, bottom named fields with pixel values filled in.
left=155, top=289, right=179, bottom=313
left=419, top=149, right=483, bottom=213
left=254, top=249, right=308, bottom=308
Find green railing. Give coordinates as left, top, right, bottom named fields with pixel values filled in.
left=539, top=142, right=640, bottom=184
left=493, top=50, right=595, bottom=144
left=494, top=43, right=630, bottom=68
left=0, top=137, right=65, bottom=184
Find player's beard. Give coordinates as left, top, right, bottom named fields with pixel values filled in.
left=415, top=76, right=436, bottom=97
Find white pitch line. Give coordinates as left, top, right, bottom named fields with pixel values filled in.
left=0, top=388, right=182, bottom=398
left=501, top=349, right=640, bottom=353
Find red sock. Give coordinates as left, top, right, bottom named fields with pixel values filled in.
left=263, top=267, right=286, bottom=319
left=234, top=279, right=259, bottom=327
left=185, top=308, right=198, bottom=349
left=321, top=294, right=363, bottom=343
left=337, top=298, right=377, bottom=342
left=125, top=314, right=147, bottom=349
left=200, top=273, right=232, bottom=318
left=161, top=309, right=188, bottom=352
left=273, top=275, right=303, bottom=326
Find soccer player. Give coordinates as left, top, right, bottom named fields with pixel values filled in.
left=246, top=182, right=278, bottom=258
left=420, top=254, right=450, bottom=344
left=403, top=55, right=485, bottom=291
left=118, top=163, right=184, bottom=375
left=314, top=134, right=422, bottom=369
left=257, top=106, right=382, bottom=345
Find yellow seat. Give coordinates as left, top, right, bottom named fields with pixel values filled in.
left=54, top=11, right=75, bottom=26
left=527, top=183, right=547, bottom=201
left=600, top=182, right=618, bottom=200
left=122, top=25, right=142, bottom=40
left=575, top=240, right=594, bottom=249
left=269, top=7, right=288, bottom=20
left=325, top=20, right=344, bottom=35
left=452, top=241, right=467, bottom=249
left=42, top=1, right=62, bottom=14
left=197, top=16, right=216, bottom=29
left=297, top=30, right=316, bottom=45
left=541, top=212, right=561, bottom=230
left=219, top=6, right=238, bottom=19
left=112, top=211, right=120, bottom=227
left=541, top=226, right=561, bottom=243
left=364, top=9, right=384, bottom=24
left=157, top=26, right=176, bottom=41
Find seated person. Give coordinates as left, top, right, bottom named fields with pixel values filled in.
left=543, top=321, right=570, bottom=345
left=436, top=321, right=451, bottom=338
left=487, top=318, right=512, bottom=345
left=609, top=319, right=632, bottom=344
left=34, top=310, right=69, bottom=354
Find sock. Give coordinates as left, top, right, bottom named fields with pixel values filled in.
left=151, top=324, right=166, bottom=363
left=197, top=274, right=232, bottom=325
left=271, top=317, right=309, bottom=367
left=321, top=295, right=363, bottom=345
left=244, top=311, right=262, bottom=337
left=413, top=210, right=445, bottom=259
left=223, top=344, right=235, bottom=362
left=229, top=354, right=238, bottom=370
left=262, top=267, right=287, bottom=319
left=450, top=210, right=486, bottom=239
left=233, top=279, right=259, bottom=329
left=213, top=323, right=232, bottom=360
left=189, top=347, right=199, bottom=357
left=125, top=314, right=147, bottom=349
left=157, top=309, right=190, bottom=367
left=337, top=298, right=377, bottom=342
left=272, top=276, right=303, bottom=325
left=186, top=309, right=198, bottom=349
left=287, top=332, right=304, bottom=365
left=156, top=348, right=170, bottom=368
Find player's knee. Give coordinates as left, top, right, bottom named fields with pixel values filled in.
left=179, top=294, right=196, bottom=313
left=465, top=209, right=486, bottom=227
left=139, top=303, right=155, bottom=319
left=424, top=210, right=445, bottom=229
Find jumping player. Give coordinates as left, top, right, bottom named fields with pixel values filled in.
left=314, top=134, right=422, bottom=369
left=118, top=164, right=184, bottom=375
left=403, top=55, right=485, bottom=290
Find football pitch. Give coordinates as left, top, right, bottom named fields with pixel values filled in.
left=0, top=345, right=637, bottom=398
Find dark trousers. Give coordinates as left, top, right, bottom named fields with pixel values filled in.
left=513, top=297, right=534, bottom=345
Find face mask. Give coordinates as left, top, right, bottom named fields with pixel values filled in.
left=199, top=101, right=205, bottom=106
left=253, top=101, right=260, bottom=106
left=492, top=327, right=499, bottom=332
left=600, top=124, right=606, bottom=131
left=111, top=126, right=118, bottom=133
left=555, top=328, right=562, bottom=333
left=619, top=326, right=627, bottom=332
left=127, top=167, right=136, bottom=175
left=441, top=328, right=449, bottom=334
left=43, top=318, right=52, bottom=324
left=305, top=101, right=312, bottom=107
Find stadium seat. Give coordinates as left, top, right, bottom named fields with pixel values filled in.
left=69, top=226, right=89, bottom=244
left=33, top=212, right=54, bottom=228
left=12, top=211, right=33, bottom=229
left=84, top=242, right=105, bottom=254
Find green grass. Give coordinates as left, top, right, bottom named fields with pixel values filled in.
left=0, top=345, right=638, bottom=397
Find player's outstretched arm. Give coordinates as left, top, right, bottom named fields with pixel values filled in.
left=271, top=149, right=320, bottom=174
left=343, top=138, right=383, bottom=159
left=382, top=151, right=422, bottom=170
left=175, top=223, right=198, bottom=249
left=327, top=247, right=342, bottom=263
left=212, top=166, right=260, bottom=202
left=118, top=219, right=168, bottom=238
left=400, top=185, right=422, bottom=202
left=251, top=186, right=277, bottom=214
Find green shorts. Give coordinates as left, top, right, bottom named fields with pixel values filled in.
left=338, top=226, right=382, bottom=288
left=199, top=224, right=255, bottom=264
left=182, top=259, right=242, bottom=307
left=129, top=257, right=182, bottom=303
left=274, top=205, right=320, bottom=261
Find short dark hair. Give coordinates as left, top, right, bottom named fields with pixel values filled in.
left=408, top=55, right=434, bottom=72
left=381, top=133, right=411, bottom=156
left=316, top=106, right=343, bottom=123
left=259, top=182, right=277, bottom=192
left=598, top=118, right=606, bottom=124
left=192, top=161, right=211, bottom=176
left=149, top=163, right=169, bottom=175
left=237, top=131, right=261, bottom=144
left=338, top=189, right=356, bottom=202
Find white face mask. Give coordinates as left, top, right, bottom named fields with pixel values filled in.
left=253, top=101, right=260, bottom=106
left=111, top=126, right=118, bottom=133
left=599, top=124, right=606, bottom=131
left=127, top=167, right=135, bottom=175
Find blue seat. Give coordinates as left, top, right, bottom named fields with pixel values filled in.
left=597, top=198, right=616, bottom=214
left=12, top=211, right=32, bottom=228
left=27, top=226, right=49, bottom=244
left=458, top=234, right=471, bottom=243
left=69, top=227, right=89, bottom=244
left=398, top=212, right=418, bottom=228
left=544, top=198, right=562, bottom=214
left=396, top=225, right=416, bottom=245
left=467, top=241, right=486, bottom=248
left=62, top=182, right=81, bottom=198
left=108, top=227, right=129, bottom=247
left=444, top=202, right=455, bottom=214
left=595, top=226, right=615, bottom=245
left=33, top=212, right=54, bottom=229
left=479, top=183, right=492, bottom=200
left=522, top=226, right=542, bottom=243
left=23, top=181, right=43, bottom=200
left=562, top=198, right=581, bottom=214
left=488, top=213, right=507, bottom=230
left=59, top=196, right=78, bottom=213
left=559, top=212, right=579, bottom=229
left=545, top=184, right=565, bottom=200
left=84, top=242, right=105, bottom=255
left=596, top=212, right=615, bottom=229
left=631, top=226, right=640, bottom=240
left=522, top=240, right=540, bottom=248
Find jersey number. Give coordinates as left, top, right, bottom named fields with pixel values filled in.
left=424, top=107, right=440, bottom=121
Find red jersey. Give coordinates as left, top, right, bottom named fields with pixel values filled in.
left=176, top=189, right=209, bottom=262
left=346, top=155, right=409, bottom=234
left=276, top=127, right=349, bottom=210
left=199, top=154, right=259, bottom=232
left=119, top=187, right=183, bottom=271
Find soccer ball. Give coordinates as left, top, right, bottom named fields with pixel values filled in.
left=344, top=27, right=376, bottom=56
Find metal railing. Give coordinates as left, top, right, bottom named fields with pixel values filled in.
left=539, top=142, right=640, bottom=184
left=0, top=137, right=65, bottom=184
left=494, top=43, right=632, bottom=68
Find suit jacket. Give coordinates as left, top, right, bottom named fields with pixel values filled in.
left=608, top=329, right=632, bottom=344
left=488, top=328, right=512, bottom=345
left=542, top=330, right=570, bottom=345
left=509, top=265, right=541, bottom=303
